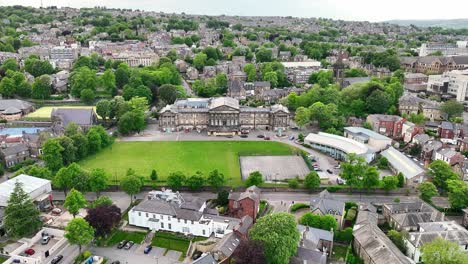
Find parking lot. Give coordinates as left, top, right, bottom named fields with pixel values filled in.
left=90, top=244, right=183, bottom=264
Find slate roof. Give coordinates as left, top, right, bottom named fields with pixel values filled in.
left=192, top=253, right=217, bottom=264
left=212, top=232, right=241, bottom=258
left=353, top=211, right=413, bottom=264
left=210, top=97, right=239, bottom=110
left=0, top=144, right=29, bottom=156
left=132, top=199, right=177, bottom=216
left=228, top=79, right=243, bottom=93
left=0, top=99, right=32, bottom=112
left=51, top=108, right=96, bottom=126
left=407, top=221, right=468, bottom=248
left=3, top=107, right=21, bottom=114
left=293, top=247, right=327, bottom=264
left=310, top=190, right=345, bottom=216
left=234, top=215, right=253, bottom=235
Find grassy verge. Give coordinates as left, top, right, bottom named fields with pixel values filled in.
left=103, top=230, right=147, bottom=246
left=331, top=244, right=348, bottom=261
left=0, top=256, right=8, bottom=264
left=151, top=231, right=207, bottom=258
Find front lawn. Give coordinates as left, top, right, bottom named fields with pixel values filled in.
left=79, top=141, right=298, bottom=186
left=151, top=231, right=204, bottom=257
left=104, top=230, right=147, bottom=246
left=0, top=256, right=8, bottom=263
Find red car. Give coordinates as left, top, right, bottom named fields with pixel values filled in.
left=24, top=248, right=35, bottom=256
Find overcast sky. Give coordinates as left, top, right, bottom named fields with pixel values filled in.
left=1, top=0, right=468, bottom=22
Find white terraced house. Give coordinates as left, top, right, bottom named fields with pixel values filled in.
left=129, top=189, right=240, bottom=238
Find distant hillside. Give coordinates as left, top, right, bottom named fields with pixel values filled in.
left=386, top=19, right=468, bottom=29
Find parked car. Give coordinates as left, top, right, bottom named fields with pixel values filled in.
left=144, top=245, right=152, bottom=254
left=240, top=134, right=248, bottom=138
left=337, top=178, right=346, bottom=185
left=110, top=262, right=120, bottom=264
left=289, top=135, right=295, bottom=140
left=316, top=169, right=323, bottom=172
left=51, top=255, right=63, bottom=264
left=24, top=248, right=35, bottom=256
left=334, top=164, right=341, bottom=169
left=257, top=135, right=264, bottom=138
left=327, top=169, right=333, bottom=174
left=226, top=135, right=233, bottom=138
left=117, top=240, right=128, bottom=249
left=264, top=136, right=270, bottom=140
left=313, top=167, right=320, bottom=171
left=124, top=241, right=134, bottom=250
left=192, top=251, right=202, bottom=260
left=41, top=236, right=50, bottom=245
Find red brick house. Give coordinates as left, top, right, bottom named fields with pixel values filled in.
left=438, top=121, right=464, bottom=144
left=366, top=114, right=406, bottom=139
left=228, top=186, right=261, bottom=221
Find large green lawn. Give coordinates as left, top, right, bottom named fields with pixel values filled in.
left=79, top=141, right=298, bottom=186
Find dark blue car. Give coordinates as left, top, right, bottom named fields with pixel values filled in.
left=144, top=245, right=153, bottom=254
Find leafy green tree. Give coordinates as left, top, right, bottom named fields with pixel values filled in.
left=300, top=213, right=337, bottom=231
left=31, top=75, right=52, bottom=99
left=304, top=171, right=320, bottom=190
left=382, top=176, right=399, bottom=192
left=418, top=182, right=439, bottom=203
left=90, top=196, right=113, bottom=208
left=193, top=52, right=207, bottom=71
left=89, top=168, right=109, bottom=197
left=150, top=169, right=158, bottom=181
left=362, top=166, right=380, bottom=191
left=249, top=213, right=300, bottom=264
left=244, top=63, right=257, bottom=82
left=340, top=154, right=366, bottom=191
left=42, top=138, right=64, bottom=172
left=216, top=190, right=229, bottom=206
left=86, top=129, right=102, bottom=154
left=0, top=75, right=16, bottom=98
left=441, top=100, right=464, bottom=119
left=388, top=230, right=407, bottom=253
left=263, top=71, right=278, bottom=87
left=245, top=171, right=264, bottom=187
left=64, top=189, right=87, bottom=218
left=158, top=84, right=180, bottom=104
left=54, top=163, right=87, bottom=195
left=397, top=173, right=405, bottom=188
left=255, top=48, right=273, bottom=63
left=57, top=136, right=77, bottom=165
left=288, top=178, right=299, bottom=188
left=100, top=69, right=116, bottom=95
left=420, top=237, right=468, bottom=264
left=15, top=164, right=53, bottom=180
left=207, top=169, right=225, bottom=190
left=115, top=65, right=130, bottom=88
left=96, top=99, right=111, bottom=121
left=447, top=180, right=468, bottom=210
left=344, top=68, right=368, bottom=78
left=70, top=66, right=97, bottom=97
left=120, top=174, right=143, bottom=204
left=65, top=218, right=94, bottom=254
left=3, top=181, right=42, bottom=237
left=70, top=133, right=89, bottom=160
left=24, top=57, right=54, bottom=77
left=80, top=89, right=95, bottom=104
left=167, top=171, right=186, bottom=191
left=186, top=171, right=205, bottom=191
left=428, top=160, right=459, bottom=192
left=366, top=90, right=391, bottom=114
left=0, top=58, right=19, bottom=72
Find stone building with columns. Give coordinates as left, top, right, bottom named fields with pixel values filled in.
left=158, top=97, right=290, bottom=135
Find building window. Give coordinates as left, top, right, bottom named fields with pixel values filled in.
left=160, top=215, right=163, bottom=219
left=146, top=213, right=148, bottom=217
left=202, top=230, right=205, bottom=235
left=168, top=216, right=171, bottom=221
left=191, top=220, right=194, bottom=224
left=161, top=223, right=164, bottom=229
left=184, top=220, right=187, bottom=224
left=138, top=212, right=141, bottom=216
left=168, top=224, right=172, bottom=230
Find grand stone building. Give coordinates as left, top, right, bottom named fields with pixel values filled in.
left=159, top=97, right=290, bottom=135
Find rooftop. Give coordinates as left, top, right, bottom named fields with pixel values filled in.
left=380, top=147, right=424, bottom=180
left=305, top=132, right=373, bottom=156
left=344, top=126, right=392, bottom=141
left=0, top=174, right=51, bottom=207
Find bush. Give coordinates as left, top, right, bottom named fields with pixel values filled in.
left=288, top=178, right=299, bottom=188
left=345, top=201, right=358, bottom=210
left=0, top=119, right=7, bottom=123
left=345, top=208, right=357, bottom=221
left=334, top=227, right=353, bottom=243
left=327, top=185, right=347, bottom=192
left=290, top=203, right=309, bottom=212
left=6, top=159, right=35, bottom=172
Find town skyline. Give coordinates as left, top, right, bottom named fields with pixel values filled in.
left=4, top=0, right=468, bottom=22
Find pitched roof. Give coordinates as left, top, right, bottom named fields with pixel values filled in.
left=310, top=190, right=345, bottom=216
left=0, top=99, right=32, bottom=112
left=192, top=253, right=217, bottom=264
left=380, top=147, right=424, bottom=180
left=51, top=108, right=96, bottom=126
left=0, top=144, right=29, bottom=156
left=353, top=211, right=413, bottom=264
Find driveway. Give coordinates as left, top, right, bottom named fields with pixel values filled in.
left=89, top=245, right=182, bottom=264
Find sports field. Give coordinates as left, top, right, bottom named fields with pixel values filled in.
left=79, top=141, right=299, bottom=186
left=25, top=106, right=99, bottom=119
